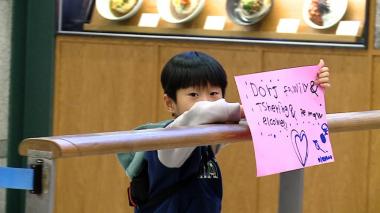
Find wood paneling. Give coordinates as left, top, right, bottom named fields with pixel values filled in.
left=54, top=155, right=129, bottom=213
left=54, top=37, right=161, bottom=213
left=54, top=37, right=159, bottom=134
left=369, top=56, right=380, bottom=213
left=53, top=34, right=380, bottom=213
left=260, top=52, right=371, bottom=213
left=367, top=3, right=380, bottom=211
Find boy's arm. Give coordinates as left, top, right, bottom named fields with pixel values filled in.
left=117, top=151, right=145, bottom=178
left=169, top=99, right=241, bottom=126
left=117, top=120, right=173, bottom=179
left=158, top=99, right=241, bottom=168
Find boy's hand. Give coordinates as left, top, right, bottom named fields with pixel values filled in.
left=316, top=59, right=331, bottom=88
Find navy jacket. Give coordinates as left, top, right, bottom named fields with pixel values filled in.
left=137, top=146, right=222, bottom=213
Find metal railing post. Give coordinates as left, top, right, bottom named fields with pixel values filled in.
left=278, top=169, right=304, bottom=213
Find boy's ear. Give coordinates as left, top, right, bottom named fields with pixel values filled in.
left=163, top=94, right=176, bottom=114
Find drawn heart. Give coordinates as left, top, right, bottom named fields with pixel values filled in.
left=290, top=129, right=309, bottom=167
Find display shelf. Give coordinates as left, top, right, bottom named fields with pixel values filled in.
left=83, top=0, right=367, bottom=45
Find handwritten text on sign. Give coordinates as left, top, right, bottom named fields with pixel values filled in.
left=235, top=66, right=334, bottom=177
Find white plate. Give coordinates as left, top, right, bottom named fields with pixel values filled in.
left=96, top=0, right=143, bottom=21
left=157, top=0, right=206, bottom=24
left=303, top=0, right=348, bottom=29
left=226, top=0, right=273, bottom=26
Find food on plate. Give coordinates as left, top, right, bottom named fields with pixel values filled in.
left=238, top=0, right=263, bottom=19
left=170, top=0, right=200, bottom=19
left=110, top=0, right=137, bottom=16
left=308, top=0, right=330, bottom=26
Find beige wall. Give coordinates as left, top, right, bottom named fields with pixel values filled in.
left=0, top=0, right=12, bottom=211
left=0, top=0, right=11, bottom=144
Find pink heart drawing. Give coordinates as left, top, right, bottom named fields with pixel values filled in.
left=290, top=129, right=309, bottom=167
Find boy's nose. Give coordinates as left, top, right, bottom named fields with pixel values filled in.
left=199, top=93, right=213, bottom=101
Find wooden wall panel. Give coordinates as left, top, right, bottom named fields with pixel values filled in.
left=54, top=155, right=130, bottom=213
left=261, top=52, right=371, bottom=213
left=262, top=51, right=371, bottom=113
left=54, top=37, right=161, bottom=213
left=369, top=56, right=380, bottom=213
left=54, top=38, right=159, bottom=134
left=53, top=35, right=380, bottom=213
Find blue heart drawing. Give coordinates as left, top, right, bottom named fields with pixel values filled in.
left=290, top=129, right=309, bottom=167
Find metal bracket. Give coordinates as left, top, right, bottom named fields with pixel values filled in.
left=30, top=159, right=43, bottom=194
left=27, top=150, right=53, bottom=159
left=25, top=151, right=55, bottom=213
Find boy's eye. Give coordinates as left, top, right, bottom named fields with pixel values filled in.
left=188, top=92, right=198, bottom=97
left=210, top=91, right=219, bottom=96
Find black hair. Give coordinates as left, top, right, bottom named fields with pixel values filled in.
left=161, top=51, right=227, bottom=102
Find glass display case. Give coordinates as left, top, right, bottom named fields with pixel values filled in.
left=58, top=0, right=369, bottom=48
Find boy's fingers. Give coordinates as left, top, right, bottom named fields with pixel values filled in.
left=319, top=67, right=329, bottom=72
left=319, top=83, right=331, bottom=88
left=318, top=71, right=330, bottom=78
left=317, top=77, right=329, bottom=83
left=315, top=59, right=331, bottom=88
left=318, top=59, right=325, bottom=67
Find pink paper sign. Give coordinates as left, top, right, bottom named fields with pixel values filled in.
left=235, top=65, right=334, bottom=177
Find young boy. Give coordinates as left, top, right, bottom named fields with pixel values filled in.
left=118, top=51, right=330, bottom=213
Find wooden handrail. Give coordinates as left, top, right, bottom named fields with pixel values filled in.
left=18, top=110, right=380, bottom=159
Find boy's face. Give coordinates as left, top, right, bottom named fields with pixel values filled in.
left=164, top=84, right=223, bottom=117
